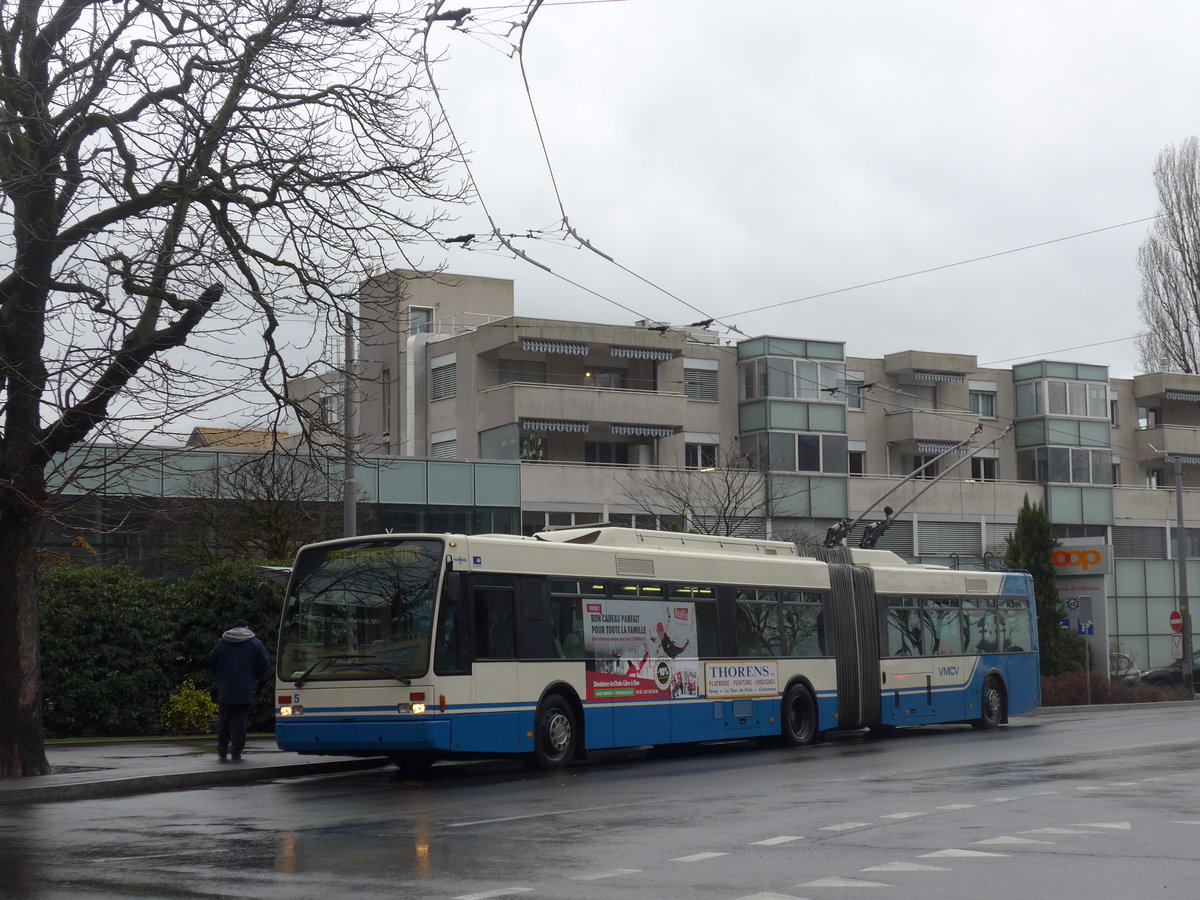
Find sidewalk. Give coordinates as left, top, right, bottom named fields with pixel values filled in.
left=0, top=737, right=389, bottom=805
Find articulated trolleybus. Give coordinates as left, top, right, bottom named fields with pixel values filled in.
left=274, top=527, right=1041, bottom=771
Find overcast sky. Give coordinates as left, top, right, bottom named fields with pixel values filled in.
left=411, top=0, right=1200, bottom=381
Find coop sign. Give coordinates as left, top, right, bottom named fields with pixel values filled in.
left=1050, top=545, right=1111, bottom=576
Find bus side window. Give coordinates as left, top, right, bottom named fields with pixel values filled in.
left=434, top=576, right=470, bottom=675
left=474, top=587, right=516, bottom=659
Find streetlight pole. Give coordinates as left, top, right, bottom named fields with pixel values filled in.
left=1171, top=454, right=1194, bottom=692
left=343, top=311, right=356, bottom=538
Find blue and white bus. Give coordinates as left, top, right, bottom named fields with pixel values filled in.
left=274, top=527, right=1040, bottom=771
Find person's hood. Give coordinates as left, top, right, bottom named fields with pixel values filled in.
left=222, top=626, right=256, bottom=642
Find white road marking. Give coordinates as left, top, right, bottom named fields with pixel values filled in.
left=750, top=835, right=805, bottom=845
left=880, top=811, right=927, bottom=820
left=1073, top=822, right=1131, bottom=830
left=1022, top=830, right=1099, bottom=840
left=671, top=851, right=728, bottom=863
left=448, top=801, right=647, bottom=827
left=861, top=861, right=953, bottom=872
left=1020, top=827, right=1100, bottom=835
left=1168, top=820, right=1200, bottom=825
left=735, top=893, right=807, bottom=900
left=987, top=796, right=1019, bottom=803
left=452, top=889, right=533, bottom=900
left=1029, top=790, right=1061, bottom=796
left=1107, top=782, right=1139, bottom=786
left=935, top=803, right=976, bottom=810
left=1076, top=785, right=1105, bottom=792
left=920, top=849, right=1010, bottom=858
left=820, top=822, right=871, bottom=831
left=572, top=869, right=641, bottom=881
left=797, top=876, right=892, bottom=888
left=974, top=836, right=1054, bottom=845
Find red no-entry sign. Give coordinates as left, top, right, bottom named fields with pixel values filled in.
left=1170, top=610, right=1184, bottom=633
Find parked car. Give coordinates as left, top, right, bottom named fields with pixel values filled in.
left=1109, top=651, right=1139, bottom=686
left=1140, top=651, right=1200, bottom=691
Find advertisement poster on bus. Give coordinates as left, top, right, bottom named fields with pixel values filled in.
left=584, top=599, right=699, bottom=701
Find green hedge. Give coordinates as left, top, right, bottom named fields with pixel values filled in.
left=39, top=563, right=282, bottom=738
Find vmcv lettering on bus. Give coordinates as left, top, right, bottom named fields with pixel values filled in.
left=938, top=665, right=960, bottom=676
left=1052, top=549, right=1102, bottom=571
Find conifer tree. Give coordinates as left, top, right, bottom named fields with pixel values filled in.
left=1004, top=496, right=1087, bottom=676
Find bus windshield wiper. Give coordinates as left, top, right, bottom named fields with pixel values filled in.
left=293, top=654, right=412, bottom=687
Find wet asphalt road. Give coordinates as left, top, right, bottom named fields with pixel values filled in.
left=4, top=705, right=1200, bottom=899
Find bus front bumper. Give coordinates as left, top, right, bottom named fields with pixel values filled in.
left=275, top=717, right=452, bottom=754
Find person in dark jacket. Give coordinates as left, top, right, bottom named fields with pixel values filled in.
left=209, top=618, right=270, bottom=761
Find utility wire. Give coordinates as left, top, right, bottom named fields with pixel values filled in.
left=716, top=216, right=1161, bottom=320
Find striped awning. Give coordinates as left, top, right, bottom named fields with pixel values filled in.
left=913, top=370, right=965, bottom=383
left=611, top=423, right=674, bottom=438
left=521, top=419, right=590, bottom=433
left=611, top=345, right=674, bottom=361
left=917, top=440, right=969, bottom=454
left=522, top=338, right=588, bottom=356
left=1166, top=390, right=1200, bottom=402
left=1175, top=455, right=1200, bottom=465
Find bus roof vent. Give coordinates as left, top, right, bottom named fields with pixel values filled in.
left=616, top=556, right=655, bottom=577
left=965, top=577, right=988, bottom=592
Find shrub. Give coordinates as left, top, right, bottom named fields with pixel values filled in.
left=161, top=680, right=219, bottom=733
left=1040, top=671, right=1111, bottom=706
left=1106, top=680, right=1193, bottom=704
left=39, top=565, right=181, bottom=737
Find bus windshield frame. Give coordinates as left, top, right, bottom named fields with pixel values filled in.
left=278, top=537, right=445, bottom=685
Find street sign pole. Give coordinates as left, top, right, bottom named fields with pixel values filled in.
left=1172, top=455, right=1194, bottom=692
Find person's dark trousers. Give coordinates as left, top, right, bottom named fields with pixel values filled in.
left=217, top=703, right=252, bottom=759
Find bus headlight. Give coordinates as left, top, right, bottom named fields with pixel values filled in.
left=279, top=705, right=303, bottom=716
left=397, top=702, right=427, bottom=715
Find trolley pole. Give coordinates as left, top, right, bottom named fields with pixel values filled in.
left=1172, top=454, right=1194, bottom=693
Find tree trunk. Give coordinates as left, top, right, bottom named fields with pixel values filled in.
left=0, top=470, right=51, bottom=778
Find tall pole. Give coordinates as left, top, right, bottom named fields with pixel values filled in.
left=1173, top=455, right=1193, bottom=691
left=343, top=311, right=356, bottom=538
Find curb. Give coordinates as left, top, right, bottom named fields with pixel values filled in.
left=0, top=757, right=389, bottom=805
left=1021, top=698, right=1200, bottom=717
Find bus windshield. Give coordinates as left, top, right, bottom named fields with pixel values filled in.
left=278, top=538, right=444, bottom=684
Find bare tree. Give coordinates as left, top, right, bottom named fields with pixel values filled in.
left=162, top=451, right=340, bottom=566
left=613, top=447, right=780, bottom=537
left=0, top=0, right=463, bottom=776
left=1136, top=137, right=1200, bottom=373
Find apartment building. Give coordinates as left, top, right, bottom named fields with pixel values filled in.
left=287, top=269, right=1200, bottom=674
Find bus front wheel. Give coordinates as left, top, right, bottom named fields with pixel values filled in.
left=782, top=683, right=818, bottom=746
left=972, top=676, right=1005, bottom=730
left=533, top=694, right=577, bottom=770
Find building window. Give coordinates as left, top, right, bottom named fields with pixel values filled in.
left=848, top=450, right=866, bottom=476
left=584, top=368, right=624, bottom=389
left=913, top=454, right=938, bottom=479
left=684, top=367, right=719, bottom=401
left=845, top=382, right=864, bottom=410
left=407, top=306, right=433, bottom=334
left=969, top=391, right=996, bottom=418
left=431, top=363, right=456, bottom=400
left=1109, top=398, right=1119, bottom=426
left=585, top=442, right=629, bottom=465
left=685, top=443, right=717, bottom=468
left=738, top=358, right=845, bottom=401
left=431, top=438, right=457, bottom=458
left=1112, top=462, right=1121, bottom=485
left=970, top=457, right=997, bottom=481
left=1138, top=406, right=1160, bottom=429
left=498, top=359, right=547, bottom=385
left=1148, top=468, right=1163, bottom=488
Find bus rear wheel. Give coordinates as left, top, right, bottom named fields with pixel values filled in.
left=972, top=676, right=1005, bottom=730
left=782, top=683, right=818, bottom=746
left=533, top=694, right=577, bottom=770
